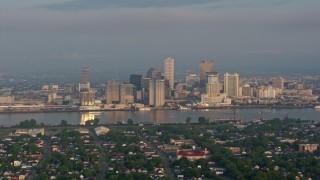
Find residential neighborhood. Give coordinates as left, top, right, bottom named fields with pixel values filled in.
left=1, top=117, right=320, bottom=179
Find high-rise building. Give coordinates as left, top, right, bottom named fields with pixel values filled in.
left=242, top=85, right=253, bottom=97
left=164, top=58, right=174, bottom=89
left=81, top=67, right=89, bottom=83
left=186, top=74, right=199, bottom=86
left=146, top=67, right=162, bottom=79
left=224, top=73, right=239, bottom=97
left=120, top=83, right=135, bottom=104
left=149, top=79, right=165, bottom=107
left=206, top=72, right=220, bottom=97
left=129, top=74, right=142, bottom=91
left=106, top=80, right=120, bottom=104
left=80, top=90, right=95, bottom=106
left=79, top=67, right=90, bottom=91
left=272, top=77, right=284, bottom=90
left=199, top=60, right=215, bottom=87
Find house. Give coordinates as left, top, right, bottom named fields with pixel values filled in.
left=177, top=148, right=210, bottom=161
left=228, top=147, right=241, bottom=155
left=299, top=144, right=319, bottom=153
left=94, top=126, right=109, bottom=136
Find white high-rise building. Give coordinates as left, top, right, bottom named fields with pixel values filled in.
left=149, top=79, right=165, bottom=107
left=224, top=73, right=239, bottom=97
left=164, top=58, right=174, bottom=89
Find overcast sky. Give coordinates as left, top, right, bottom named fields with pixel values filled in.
left=0, top=0, right=320, bottom=79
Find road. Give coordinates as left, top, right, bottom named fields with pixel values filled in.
left=26, top=137, right=51, bottom=180
left=140, top=135, right=174, bottom=179
left=90, top=132, right=108, bottom=180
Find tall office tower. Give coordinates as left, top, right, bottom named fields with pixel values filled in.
left=272, top=77, right=284, bottom=90
left=79, top=67, right=90, bottom=91
left=206, top=72, right=220, bottom=96
left=80, top=90, right=96, bottom=106
left=106, top=80, right=120, bottom=104
left=129, top=74, right=142, bottom=91
left=146, top=67, right=162, bottom=79
left=224, top=73, right=239, bottom=97
left=120, top=83, right=135, bottom=104
left=149, top=79, right=165, bottom=107
left=81, top=67, right=90, bottom=83
left=186, top=74, right=199, bottom=86
left=199, top=60, right=215, bottom=87
left=164, top=58, right=174, bottom=89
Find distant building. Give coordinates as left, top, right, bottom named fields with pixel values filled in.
left=186, top=74, right=199, bottom=86
left=201, top=72, right=231, bottom=105
left=120, top=83, right=135, bottom=104
left=224, top=73, right=239, bottom=97
left=164, top=57, right=174, bottom=89
left=149, top=79, right=165, bottom=107
left=0, top=96, right=14, bottom=104
left=242, top=85, right=253, bottom=97
left=272, top=77, right=284, bottom=90
left=80, top=90, right=96, bottom=106
left=256, top=86, right=276, bottom=98
left=106, top=80, right=120, bottom=104
left=199, top=60, right=215, bottom=87
left=146, top=67, right=162, bottom=79
left=129, top=74, right=142, bottom=91
left=79, top=67, right=90, bottom=91
left=206, top=72, right=220, bottom=97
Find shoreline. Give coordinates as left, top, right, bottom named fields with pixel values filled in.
left=0, top=106, right=316, bottom=114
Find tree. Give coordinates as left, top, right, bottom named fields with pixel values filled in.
left=198, top=117, right=208, bottom=125
left=93, top=118, right=100, bottom=126
left=186, top=117, right=191, bottom=125
left=60, top=119, right=68, bottom=126
left=127, top=118, right=134, bottom=125
left=39, top=172, right=49, bottom=180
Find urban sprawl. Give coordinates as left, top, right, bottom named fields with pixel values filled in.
left=0, top=58, right=319, bottom=113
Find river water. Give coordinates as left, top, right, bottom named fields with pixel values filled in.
left=0, top=108, right=319, bottom=126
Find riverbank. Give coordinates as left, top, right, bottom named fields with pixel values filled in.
left=0, top=105, right=317, bottom=114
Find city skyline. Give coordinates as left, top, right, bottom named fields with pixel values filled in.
left=0, top=0, right=319, bottom=75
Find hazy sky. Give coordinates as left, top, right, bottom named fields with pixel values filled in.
left=1, top=0, right=320, bottom=79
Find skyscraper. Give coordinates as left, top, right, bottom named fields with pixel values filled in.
left=272, top=77, right=284, bottom=90
left=129, top=74, right=142, bottom=91
left=146, top=67, right=162, bottom=79
left=199, top=60, right=215, bottom=87
left=164, top=58, right=174, bottom=89
left=224, top=73, right=239, bottom=97
left=79, top=67, right=90, bottom=91
left=81, top=67, right=89, bottom=83
left=106, top=80, right=120, bottom=104
left=149, top=79, right=165, bottom=107
left=206, top=72, right=220, bottom=97
left=120, top=83, right=135, bottom=104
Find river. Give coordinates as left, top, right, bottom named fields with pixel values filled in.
left=0, top=108, right=319, bottom=126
